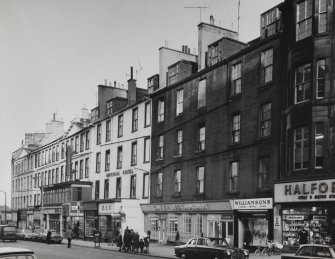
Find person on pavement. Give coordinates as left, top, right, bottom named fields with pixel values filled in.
left=65, top=225, right=73, bottom=248
left=117, top=233, right=123, bottom=251
left=46, top=229, right=52, bottom=245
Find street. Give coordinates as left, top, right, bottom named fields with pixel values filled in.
left=0, top=240, right=159, bottom=259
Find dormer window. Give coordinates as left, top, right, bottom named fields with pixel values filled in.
left=261, top=7, right=280, bottom=38
left=106, top=100, right=112, bottom=115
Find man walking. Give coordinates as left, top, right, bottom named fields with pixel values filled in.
left=65, top=225, right=73, bottom=248
left=46, top=229, right=52, bottom=245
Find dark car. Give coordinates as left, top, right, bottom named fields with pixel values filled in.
left=0, top=225, right=18, bottom=242
left=174, top=237, right=249, bottom=259
left=281, top=244, right=335, bottom=259
left=0, top=247, right=37, bottom=258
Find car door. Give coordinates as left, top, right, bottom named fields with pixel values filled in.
left=312, top=246, right=332, bottom=259
left=196, top=238, right=210, bottom=259
left=295, top=246, right=314, bottom=259
left=186, top=238, right=198, bottom=258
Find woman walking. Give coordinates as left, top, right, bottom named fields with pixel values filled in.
left=65, top=225, right=73, bottom=248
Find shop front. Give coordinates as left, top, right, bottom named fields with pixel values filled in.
left=141, top=201, right=233, bottom=244
left=62, top=202, right=84, bottom=238
left=18, top=209, right=27, bottom=229
left=232, top=198, right=273, bottom=250
left=33, top=210, right=41, bottom=230
left=44, top=207, right=62, bottom=234
left=274, top=179, right=335, bottom=250
left=83, top=201, right=98, bottom=240
left=98, top=201, right=122, bottom=242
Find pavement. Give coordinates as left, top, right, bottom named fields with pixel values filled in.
left=69, top=239, right=286, bottom=259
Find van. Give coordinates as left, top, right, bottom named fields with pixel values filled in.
left=0, top=225, right=18, bottom=241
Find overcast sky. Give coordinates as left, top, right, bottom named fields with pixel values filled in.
left=0, top=0, right=282, bottom=206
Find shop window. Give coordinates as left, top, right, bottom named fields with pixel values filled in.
left=296, top=0, right=313, bottom=41
left=196, top=215, right=203, bottom=237
left=168, top=214, right=178, bottom=241
left=315, top=123, right=324, bottom=168
left=185, top=215, right=192, bottom=235
left=293, top=126, right=309, bottom=170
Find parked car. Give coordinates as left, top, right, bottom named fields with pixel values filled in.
left=0, top=247, right=37, bottom=258
left=16, top=229, right=39, bottom=240
left=40, top=230, right=63, bottom=244
left=31, top=230, right=44, bottom=242
left=0, top=225, right=18, bottom=242
left=281, top=244, right=335, bottom=259
left=174, top=237, right=249, bottom=259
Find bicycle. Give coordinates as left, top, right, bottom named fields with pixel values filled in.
left=254, top=244, right=262, bottom=256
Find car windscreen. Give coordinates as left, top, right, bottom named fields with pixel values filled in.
left=208, top=239, right=228, bottom=247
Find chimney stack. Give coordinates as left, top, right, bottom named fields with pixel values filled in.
left=127, top=66, right=136, bottom=104
left=114, top=81, right=116, bottom=87
left=210, top=15, right=214, bottom=25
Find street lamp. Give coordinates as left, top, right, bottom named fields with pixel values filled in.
left=0, top=190, right=7, bottom=224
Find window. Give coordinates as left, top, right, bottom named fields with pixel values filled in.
left=196, top=215, right=203, bottom=237
left=260, top=103, right=271, bottom=137
left=96, top=152, right=101, bottom=173
left=97, top=124, right=102, bottom=144
left=85, top=158, right=89, bottom=178
left=116, top=177, right=121, bottom=198
left=106, top=120, right=111, bottom=142
left=232, top=114, right=241, bottom=144
left=79, top=160, right=83, bottom=179
left=118, top=115, right=123, bottom=137
left=316, top=59, right=326, bottom=99
left=80, top=133, right=85, bottom=152
left=104, top=179, right=109, bottom=199
left=145, top=102, right=151, bottom=127
left=176, top=130, right=183, bottom=156
left=295, top=63, right=311, bottom=103
left=198, top=79, right=206, bottom=108
left=74, top=162, right=78, bottom=180
left=144, top=138, right=150, bottom=163
left=117, top=146, right=123, bottom=169
left=56, top=145, right=59, bottom=161
left=106, top=100, right=112, bottom=115
left=318, top=0, right=327, bottom=33
left=261, top=48, right=273, bottom=83
left=296, top=0, right=313, bottom=40
left=95, top=180, right=100, bottom=199
left=157, top=135, right=164, bottom=159
left=132, top=108, right=138, bottom=132
left=85, top=131, right=90, bottom=150
left=61, top=143, right=65, bottom=159
left=176, top=89, right=184, bottom=115
left=259, top=157, right=271, bottom=190
left=105, top=150, right=110, bottom=171
left=75, top=136, right=79, bottom=153
left=169, top=215, right=178, bottom=241
left=130, top=175, right=136, bottom=198
left=158, top=98, right=165, bottom=122
left=230, top=161, right=239, bottom=192
left=131, top=142, right=137, bottom=165
left=196, top=167, right=204, bottom=194
left=315, top=123, right=324, bottom=168
left=156, top=172, right=163, bottom=197
left=143, top=173, right=149, bottom=198
left=185, top=215, right=192, bottom=235
left=231, top=63, right=242, bottom=95
left=294, top=126, right=309, bottom=170
left=261, top=8, right=280, bottom=37
left=174, top=170, right=181, bottom=194
left=198, top=125, right=205, bottom=151
left=61, top=166, right=64, bottom=182
left=52, top=147, right=56, bottom=161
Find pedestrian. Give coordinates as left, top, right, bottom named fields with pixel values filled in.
left=117, top=233, right=123, bottom=251
left=133, top=232, right=140, bottom=253
left=107, top=228, right=113, bottom=246
left=243, top=227, right=252, bottom=250
left=130, top=229, right=135, bottom=252
left=123, top=230, right=131, bottom=252
left=298, top=225, right=309, bottom=245
left=139, top=238, right=144, bottom=253
left=144, top=235, right=150, bottom=253
left=65, top=225, right=73, bottom=248
left=46, top=229, right=52, bottom=245
left=146, top=230, right=151, bottom=240
left=93, top=228, right=99, bottom=247
left=175, top=231, right=180, bottom=246
left=98, top=229, right=102, bottom=247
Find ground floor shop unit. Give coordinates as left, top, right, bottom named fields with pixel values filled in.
left=274, top=179, right=335, bottom=251
left=141, top=200, right=234, bottom=245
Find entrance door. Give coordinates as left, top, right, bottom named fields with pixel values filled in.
left=158, top=219, right=165, bottom=243
left=222, top=221, right=234, bottom=245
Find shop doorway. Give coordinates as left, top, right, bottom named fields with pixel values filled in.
left=222, top=221, right=234, bottom=245
left=158, top=219, right=166, bottom=243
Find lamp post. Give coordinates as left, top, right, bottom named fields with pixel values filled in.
left=0, top=190, right=7, bottom=224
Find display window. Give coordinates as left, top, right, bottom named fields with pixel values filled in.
left=244, top=218, right=268, bottom=246
left=282, top=207, right=329, bottom=246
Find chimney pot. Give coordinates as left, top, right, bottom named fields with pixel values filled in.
left=210, top=15, right=214, bottom=25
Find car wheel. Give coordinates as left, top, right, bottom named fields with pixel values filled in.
left=179, top=252, right=186, bottom=259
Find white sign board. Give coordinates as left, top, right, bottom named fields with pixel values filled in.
left=98, top=203, right=121, bottom=215
left=233, top=198, right=273, bottom=210
left=275, top=179, right=335, bottom=203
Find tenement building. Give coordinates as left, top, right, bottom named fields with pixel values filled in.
left=142, top=10, right=282, bottom=249
left=273, top=0, right=335, bottom=250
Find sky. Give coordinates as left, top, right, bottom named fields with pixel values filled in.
left=0, top=0, right=282, bottom=206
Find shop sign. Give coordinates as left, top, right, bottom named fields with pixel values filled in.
left=152, top=203, right=209, bottom=212
left=27, top=211, right=33, bottom=215
left=33, top=211, right=41, bottom=220
left=123, top=169, right=134, bottom=175
left=221, top=215, right=233, bottom=221
left=313, top=216, right=327, bottom=221
left=274, top=216, right=281, bottom=229
left=233, top=198, right=273, bottom=210
left=71, top=206, right=79, bottom=211
left=286, top=215, right=304, bottom=220
left=83, top=202, right=98, bottom=210
left=106, top=171, right=120, bottom=177
left=275, top=179, right=335, bottom=203
left=98, top=203, right=121, bottom=215
left=44, top=208, right=61, bottom=214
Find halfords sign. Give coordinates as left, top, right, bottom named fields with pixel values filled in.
left=233, top=198, right=273, bottom=210
left=275, top=179, right=335, bottom=203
